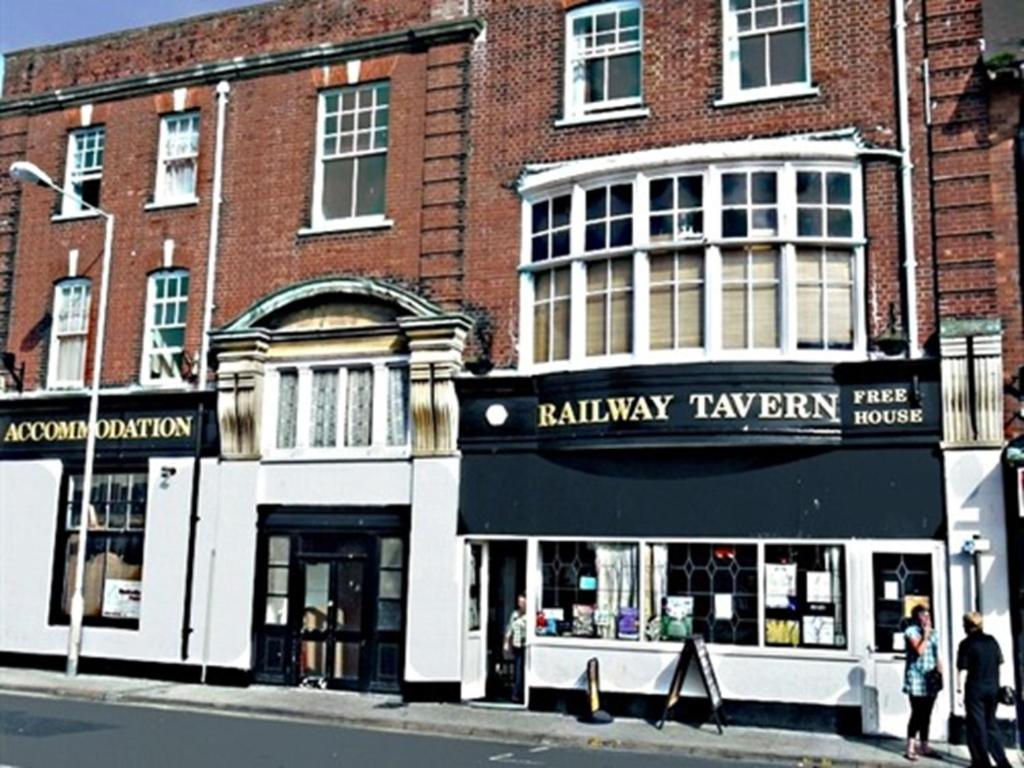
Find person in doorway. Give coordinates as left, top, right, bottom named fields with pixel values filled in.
left=504, top=593, right=527, bottom=703
left=903, top=604, right=943, bottom=760
left=956, top=612, right=1011, bottom=768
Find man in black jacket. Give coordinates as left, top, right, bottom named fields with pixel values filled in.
left=956, top=612, right=1011, bottom=768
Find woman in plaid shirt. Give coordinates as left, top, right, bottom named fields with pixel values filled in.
left=903, top=604, right=942, bottom=760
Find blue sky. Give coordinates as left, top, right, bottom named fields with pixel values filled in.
left=1, top=1, right=268, bottom=93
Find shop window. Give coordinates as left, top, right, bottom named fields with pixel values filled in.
left=154, top=112, right=200, bottom=204
left=141, top=269, right=190, bottom=384
left=314, top=82, right=389, bottom=229
left=537, top=541, right=640, bottom=641
left=61, top=126, right=105, bottom=215
left=521, top=161, right=863, bottom=369
left=872, top=553, right=933, bottom=653
left=268, top=361, right=409, bottom=456
left=723, top=0, right=809, bottom=101
left=564, top=1, right=643, bottom=120
left=646, top=543, right=759, bottom=645
left=763, top=544, right=847, bottom=649
left=52, top=472, right=147, bottom=627
left=47, top=278, right=91, bottom=389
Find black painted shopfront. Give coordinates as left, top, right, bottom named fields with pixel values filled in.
left=456, top=360, right=948, bottom=730
left=251, top=506, right=408, bottom=693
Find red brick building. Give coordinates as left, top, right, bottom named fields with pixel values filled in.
left=0, top=0, right=1018, bottom=739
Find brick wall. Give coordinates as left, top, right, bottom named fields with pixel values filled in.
left=1, top=1, right=476, bottom=390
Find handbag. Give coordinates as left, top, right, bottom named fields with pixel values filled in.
left=998, top=685, right=1016, bottom=706
left=925, top=668, right=944, bottom=694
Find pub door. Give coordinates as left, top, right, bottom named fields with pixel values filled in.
left=861, top=543, right=949, bottom=738
left=252, top=528, right=406, bottom=693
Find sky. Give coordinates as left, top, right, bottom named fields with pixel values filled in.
left=0, top=0, right=270, bottom=93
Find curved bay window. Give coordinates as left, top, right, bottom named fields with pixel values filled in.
left=521, top=161, right=864, bottom=370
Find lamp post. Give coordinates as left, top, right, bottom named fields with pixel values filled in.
left=10, top=160, right=115, bottom=676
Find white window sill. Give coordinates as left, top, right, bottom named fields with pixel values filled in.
left=530, top=635, right=858, bottom=660
left=298, top=217, right=394, bottom=237
left=261, top=448, right=412, bottom=463
left=138, top=379, right=190, bottom=390
left=51, top=210, right=101, bottom=223
left=714, top=85, right=820, bottom=108
left=524, top=349, right=867, bottom=375
left=144, top=197, right=200, bottom=211
left=554, top=107, right=650, bottom=128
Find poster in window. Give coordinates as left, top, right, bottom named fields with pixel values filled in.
left=802, top=615, right=835, bottom=646
left=805, top=571, right=832, bottom=604
left=766, top=563, right=797, bottom=609
left=714, top=593, right=733, bottom=619
left=572, top=604, right=596, bottom=637
left=663, top=596, right=693, bottom=640
left=766, top=618, right=800, bottom=646
left=102, top=579, right=142, bottom=619
left=903, top=595, right=929, bottom=618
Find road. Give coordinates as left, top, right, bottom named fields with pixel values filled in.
left=0, top=693, right=769, bottom=768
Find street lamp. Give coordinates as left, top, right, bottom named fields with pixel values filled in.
left=9, top=159, right=115, bottom=677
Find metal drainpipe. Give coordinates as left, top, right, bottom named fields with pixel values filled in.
left=181, top=80, right=230, bottom=665
left=893, top=0, right=920, bottom=357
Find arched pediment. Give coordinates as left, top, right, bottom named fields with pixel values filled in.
left=219, top=277, right=448, bottom=333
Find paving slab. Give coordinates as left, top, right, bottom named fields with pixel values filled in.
left=1, top=666, right=1019, bottom=767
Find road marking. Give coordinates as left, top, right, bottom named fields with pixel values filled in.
left=528, top=746, right=549, bottom=753
left=488, top=751, right=544, bottom=765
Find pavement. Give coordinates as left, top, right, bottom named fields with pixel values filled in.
left=0, top=666, right=1019, bottom=767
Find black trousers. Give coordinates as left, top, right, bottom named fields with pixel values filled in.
left=907, top=695, right=937, bottom=741
left=965, top=689, right=1010, bottom=768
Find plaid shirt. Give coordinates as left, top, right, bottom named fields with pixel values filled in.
left=506, top=610, right=528, bottom=649
left=904, top=625, right=940, bottom=696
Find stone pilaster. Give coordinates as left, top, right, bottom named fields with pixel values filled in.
left=400, top=316, right=470, bottom=457
left=213, top=332, right=269, bottom=460
left=940, top=319, right=1003, bottom=447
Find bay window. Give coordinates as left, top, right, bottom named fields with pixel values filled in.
left=564, top=1, right=643, bottom=120
left=521, top=160, right=863, bottom=369
left=268, top=360, right=409, bottom=456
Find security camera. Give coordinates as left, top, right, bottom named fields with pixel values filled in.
left=160, top=466, right=177, bottom=480
left=961, top=534, right=991, bottom=555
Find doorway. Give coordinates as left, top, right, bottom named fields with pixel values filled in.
left=252, top=522, right=406, bottom=693
left=861, top=544, right=948, bottom=738
left=461, top=540, right=526, bottom=704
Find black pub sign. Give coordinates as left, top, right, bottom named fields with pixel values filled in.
left=459, top=360, right=941, bottom=450
left=0, top=392, right=219, bottom=459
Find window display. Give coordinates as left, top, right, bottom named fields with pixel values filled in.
left=763, top=544, right=846, bottom=648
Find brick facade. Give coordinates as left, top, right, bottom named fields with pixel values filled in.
left=0, top=0, right=1013, bottom=390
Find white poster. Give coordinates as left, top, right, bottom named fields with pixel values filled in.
left=714, top=593, right=733, bottom=619
left=665, top=596, right=693, bottom=619
left=802, top=615, right=835, bottom=646
left=766, top=563, right=797, bottom=608
left=102, top=579, right=142, bottom=619
left=884, top=580, right=900, bottom=601
left=806, top=571, right=832, bottom=603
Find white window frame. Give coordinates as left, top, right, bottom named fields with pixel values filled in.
left=310, top=82, right=391, bottom=233
left=61, top=127, right=105, bottom=217
left=47, top=278, right=91, bottom=389
left=720, top=0, right=814, bottom=105
left=263, top=357, right=411, bottom=460
left=153, top=112, right=200, bottom=206
left=563, top=0, right=644, bottom=121
left=140, top=269, right=190, bottom=386
left=519, top=159, right=866, bottom=373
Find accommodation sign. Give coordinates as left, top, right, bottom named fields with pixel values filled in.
left=3, top=416, right=193, bottom=444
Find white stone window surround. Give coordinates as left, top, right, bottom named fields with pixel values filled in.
left=518, top=143, right=867, bottom=374
left=262, top=355, right=411, bottom=461
left=719, top=0, right=816, bottom=106
left=308, top=81, right=391, bottom=234
left=563, top=0, right=644, bottom=122
left=47, top=278, right=92, bottom=389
